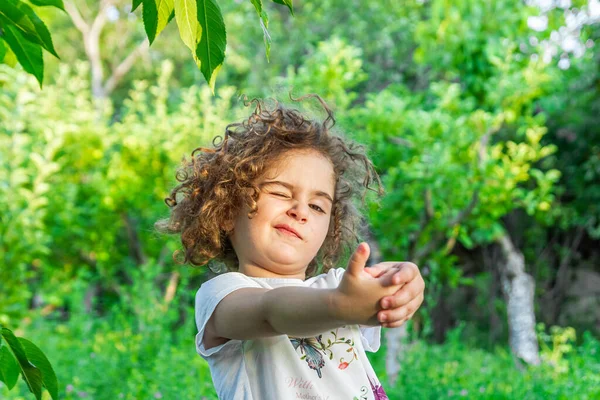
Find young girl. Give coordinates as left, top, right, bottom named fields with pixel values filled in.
left=158, top=96, right=425, bottom=399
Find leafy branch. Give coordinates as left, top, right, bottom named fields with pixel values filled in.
left=0, top=0, right=64, bottom=86
left=0, top=0, right=295, bottom=91
left=0, top=326, right=58, bottom=400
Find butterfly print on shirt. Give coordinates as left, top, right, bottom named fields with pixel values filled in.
left=289, top=329, right=359, bottom=379
left=289, top=335, right=326, bottom=378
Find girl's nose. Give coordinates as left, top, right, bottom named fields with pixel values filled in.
left=287, top=202, right=308, bottom=222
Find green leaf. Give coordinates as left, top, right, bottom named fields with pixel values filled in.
left=249, top=0, right=262, bottom=14
left=0, top=328, right=43, bottom=400
left=0, top=345, right=20, bottom=390
left=19, top=338, right=58, bottom=400
left=0, top=38, right=6, bottom=61
left=142, top=0, right=174, bottom=44
left=271, top=0, right=293, bottom=15
left=2, top=44, right=19, bottom=67
left=249, top=0, right=271, bottom=61
left=132, top=0, right=143, bottom=12
left=458, top=229, right=474, bottom=249
left=28, top=0, right=65, bottom=11
left=174, top=0, right=200, bottom=55
left=142, top=0, right=158, bottom=43
left=196, top=0, right=226, bottom=92
left=2, top=24, right=44, bottom=86
left=0, top=0, right=58, bottom=58
left=259, top=11, right=271, bottom=61
left=155, top=0, right=174, bottom=40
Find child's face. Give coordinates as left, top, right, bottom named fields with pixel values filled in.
left=230, top=149, right=335, bottom=279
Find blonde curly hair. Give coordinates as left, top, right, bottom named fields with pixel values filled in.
left=155, top=95, right=382, bottom=277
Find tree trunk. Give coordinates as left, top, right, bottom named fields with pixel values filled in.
left=497, top=233, right=540, bottom=365
left=65, top=0, right=149, bottom=104
left=483, top=246, right=503, bottom=346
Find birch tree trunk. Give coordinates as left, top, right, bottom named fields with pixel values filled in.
left=497, top=233, right=541, bottom=365
left=65, top=0, right=149, bottom=102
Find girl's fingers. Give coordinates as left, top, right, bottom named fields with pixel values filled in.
left=378, top=293, right=424, bottom=323
left=380, top=272, right=425, bottom=309
left=393, top=262, right=420, bottom=285
left=364, top=262, right=402, bottom=279
left=383, top=318, right=408, bottom=329
left=379, top=266, right=404, bottom=287
left=346, top=242, right=370, bottom=277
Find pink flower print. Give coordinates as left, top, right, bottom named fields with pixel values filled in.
left=338, top=362, right=349, bottom=370
left=368, top=375, right=389, bottom=400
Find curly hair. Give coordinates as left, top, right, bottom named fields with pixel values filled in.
left=155, top=94, right=382, bottom=277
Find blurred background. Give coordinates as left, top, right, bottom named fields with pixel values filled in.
left=1, top=0, right=599, bottom=398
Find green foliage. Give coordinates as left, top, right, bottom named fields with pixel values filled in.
left=134, top=0, right=294, bottom=91
left=0, top=326, right=58, bottom=400
left=349, top=79, right=556, bottom=256
left=282, top=37, right=367, bottom=110
left=537, top=323, right=577, bottom=376
left=0, top=262, right=214, bottom=400
left=0, top=0, right=294, bottom=90
left=195, top=0, right=226, bottom=90
left=0, top=61, right=238, bottom=324
left=2, top=1, right=600, bottom=397
left=537, top=25, right=600, bottom=237
left=2, top=312, right=599, bottom=399
left=366, top=324, right=600, bottom=399
left=0, top=0, right=62, bottom=85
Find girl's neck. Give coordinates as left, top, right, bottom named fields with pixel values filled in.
left=238, top=262, right=307, bottom=281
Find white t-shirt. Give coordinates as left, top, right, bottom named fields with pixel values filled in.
left=194, top=267, right=390, bottom=400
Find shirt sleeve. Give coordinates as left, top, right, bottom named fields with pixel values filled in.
left=194, top=272, right=263, bottom=358
left=358, top=325, right=382, bottom=352
left=319, top=268, right=382, bottom=353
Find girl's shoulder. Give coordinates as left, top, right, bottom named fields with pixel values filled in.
left=306, top=267, right=346, bottom=288
left=197, top=271, right=264, bottom=296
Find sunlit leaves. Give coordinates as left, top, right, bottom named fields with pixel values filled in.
left=174, top=0, right=201, bottom=67
left=0, top=0, right=57, bottom=57
left=1, top=25, right=44, bottom=85
left=0, top=39, right=6, bottom=63
left=138, top=0, right=224, bottom=88
left=132, top=0, right=293, bottom=90
left=196, top=0, right=226, bottom=91
left=0, top=0, right=61, bottom=86
left=132, top=0, right=143, bottom=12
left=1, top=0, right=295, bottom=91
left=28, top=0, right=65, bottom=11
left=142, top=0, right=175, bottom=44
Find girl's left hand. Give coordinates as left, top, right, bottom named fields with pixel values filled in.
left=364, top=262, right=425, bottom=328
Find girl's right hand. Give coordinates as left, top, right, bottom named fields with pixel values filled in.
left=333, top=242, right=402, bottom=326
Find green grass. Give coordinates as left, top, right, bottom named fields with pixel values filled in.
left=2, top=311, right=599, bottom=400
left=368, top=328, right=600, bottom=400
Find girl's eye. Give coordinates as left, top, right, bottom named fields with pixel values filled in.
left=272, top=192, right=289, bottom=198
left=310, top=204, right=325, bottom=213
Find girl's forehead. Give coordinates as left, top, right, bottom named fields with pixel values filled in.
left=263, top=150, right=335, bottom=186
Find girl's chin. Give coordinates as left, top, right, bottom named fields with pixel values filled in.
left=267, top=249, right=310, bottom=267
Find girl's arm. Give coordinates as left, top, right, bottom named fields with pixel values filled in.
left=204, top=243, right=399, bottom=348
left=205, top=286, right=343, bottom=350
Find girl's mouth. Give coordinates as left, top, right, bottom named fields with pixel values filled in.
left=274, top=225, right=302, bottom=239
